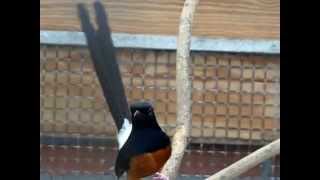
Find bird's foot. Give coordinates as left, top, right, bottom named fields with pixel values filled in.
left=152, top=172, right=169, bottom=180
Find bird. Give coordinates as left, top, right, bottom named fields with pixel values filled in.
left=77, top=1, right=171, bottom=180
left=115, top=101, right=171, bottom=180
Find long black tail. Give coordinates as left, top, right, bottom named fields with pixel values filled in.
left=77, top=1, right=131, bottom=130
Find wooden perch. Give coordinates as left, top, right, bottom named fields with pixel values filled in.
left=160, top=0, right=199, bottom=180
left=206, top=138, right=280, bottom=180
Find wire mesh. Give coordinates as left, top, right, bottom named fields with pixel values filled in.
left=40, top=45, right=280, bottom=179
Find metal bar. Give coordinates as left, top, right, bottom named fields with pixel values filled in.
left=40, top=135, right=270, bottom=147
left=40, top=135, right=117, bottom=147
left=40, top=31, right=280, bottom=54
left=261, top=159, right=273, bottom=180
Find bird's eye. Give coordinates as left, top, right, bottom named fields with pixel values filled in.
left=148, top=108, right=153, bottom=116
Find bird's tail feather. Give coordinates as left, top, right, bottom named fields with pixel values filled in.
left=77, top=1, right=131, bottom=131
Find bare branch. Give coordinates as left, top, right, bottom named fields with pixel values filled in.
left=160, top=0, right=199, bottom=180
left=206, top=139, right=280, bottom=180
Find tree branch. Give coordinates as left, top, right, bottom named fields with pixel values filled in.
left=160, top=0, right=199, bottom=180
left=206, top=139, right=280, bottom=180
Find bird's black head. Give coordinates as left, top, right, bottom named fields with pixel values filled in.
left=130, top=101, right=160, bottom=129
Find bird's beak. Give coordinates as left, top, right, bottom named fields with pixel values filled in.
left=134, top=110, right=140, bottom=117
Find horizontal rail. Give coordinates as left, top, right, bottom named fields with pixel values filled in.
left=40, top=135, right=270, bottom=147
left=40, top=31, right=280, bottom=54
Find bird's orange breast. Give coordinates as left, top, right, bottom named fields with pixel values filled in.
left=127, top=146, right=171, bottom=180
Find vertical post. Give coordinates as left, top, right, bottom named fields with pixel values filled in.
left=261, top=159, right=272, bottom=180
